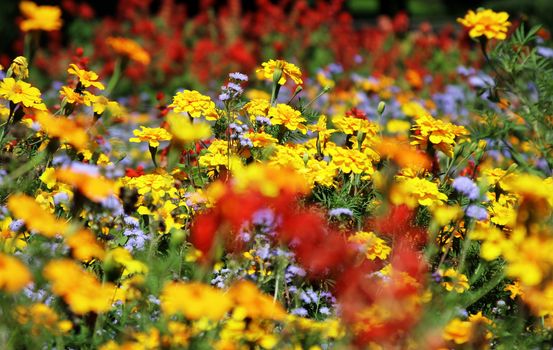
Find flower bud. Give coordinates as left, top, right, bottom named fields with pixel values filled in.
left=377, top=101, right=386, bottom=115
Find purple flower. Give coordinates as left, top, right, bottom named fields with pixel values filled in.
left=537, top=46, right=553, bottom=58
left=219, top=92, right=230, bottom=101
left=452, top=176, right=480, bottom=200
left=319, top=306, right=331, bottom=315
left=329, top=208, right=353, bottom=217
left=466, top=205, right=488, bottom=221
left=291, top=308, right=308, bottom=317
left=229, top=72, right=248, bottom=81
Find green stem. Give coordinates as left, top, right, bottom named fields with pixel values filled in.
left=461, top=269, right=505, bottom=309
left=105, top=58, right=122, bottom=95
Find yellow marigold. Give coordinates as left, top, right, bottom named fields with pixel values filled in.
left=19, top=1, right=62, bottom=32
left=257, top=59, right=303, bottom=85
left=0, top=78, right=47, bottom=110
left=243, top=98, right=271, bottom=120
left=504, top=281, right=524, bottom=300
left=231, top=163, right=309, bottom=197
left=503, top=234, right=553, bottom=287
left=7, top=194, right=68, bottom=237
left=391, top=177, right=448, bottom=207
left=411, top=114, right=468, bottom=158
left=66, top=229, right=105, bottom=262
left=0, top=253, right=32, bottom=292
left=161, top=281, right=232, bottom=320
left=243, top=131, right=277, bottom=147
left=105, top=247, right=149, bottom=275
left=169, top=90, right=219, bottom=120
left=440, top=268, right=470, bottom=293
left=16, top=303, right=72, bottom=335
left=106, top=37, right=151, bottom=65
left=167, top=113, right=211, bottom=144
left=443, top=318, right=472, bottom=345
left=349, top=231, right=391, bottom=260
left=6, top=56, right=29, bottom=80
left=268, top=104, right=306, bottom=133
left=43, top=259, right=115, bottom=315
left=300, top=159, right=337, bottom=188
left=328, top=147, right=374, bottom=175
left=55, top=167, right=117, bottom=203
left=67, top=64, right=105, bottom=90
left=269, top=144, right=306, bottom=170
left=60, top=86, right=88, bottom=105
left=129, top=126, right=172, bottom=148
left=121, top=172, right=178, bottom=204
left=198, top=140, right=229, bottom=168
left=36, top=112, right=89, bottom=149
left=137, top=200, right=183, bottom=234
left=332, top=115, right=379, bottom=136
left=228, top=281, right=287, bottom=321
left=457, top=8, right=511, bottom=40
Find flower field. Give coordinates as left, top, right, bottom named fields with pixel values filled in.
left=2, top=1, right=553, bottom=349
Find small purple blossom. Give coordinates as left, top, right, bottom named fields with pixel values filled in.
left=329, top=208, right=353, bottom=217
left=229, top=72, right=248, bottom=81
left=291, top=308, right=308, bottom=317
left=466, top=205, right=488, bottom=221
left=452, top=176, right=480, bottom=200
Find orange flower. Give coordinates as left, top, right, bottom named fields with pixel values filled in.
left=36, top=112, right=89, bottom=150
left=19, top=1, right=62, bottom=32
left=0, top=253, right=32, bottom=292
left=55, top=167, right=117, bottom=203
left=106, top=37, right=151, bottom=65
left=457, top=9, right=511, bottom=40
left=7, top=194, right=68, bottom=237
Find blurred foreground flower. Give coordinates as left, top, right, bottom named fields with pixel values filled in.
left=19, top=1, right=62, bottom=32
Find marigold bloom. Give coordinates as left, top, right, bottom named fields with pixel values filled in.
left=257, top=59, right=303, bottom=85
left=0, top=253, right=32, bottom=292
left=169, top=90, right=219, bottom=120
left=7, top=194, right=68, bottom=237
left=457, top=9, right=511, bottom=40
left=161, top=281, right=232, bottom=320
left=166, top=113, right=211, bottom=143
left=439, top=268, right=470, bottom=293
left=243, top=99, right=271, bottom=119
left=228, top=281, right=286, bottom=320
left=16, top=303, right=72, bottom=335
left=348, top=231, right=391, bottom=260
left=7, top=56, right=29, bottom=80
left=0, top=78, right=47, bottom=110
left=43, top=259, right=115, bottom=315
left=129, top=126, right=172, bottom=148
left=328, top=147, right=374, bottom=175
left=390, top=177, right=447, bottom=207
left=332, top=115, right=379, bottom=136
left=67, top=64, right=105, bottom=90
left=55, top=167, right=117, bottom=203
left=411, top=114, right=468, bottom=158
left=443, top=318, right=472, bottom=344
left=268, top=104, right=307, bottom=133
left=19, top=1, right=62, bottom=32
left=66, top=229, right=105, bottom=261
left=36, top=112, right=89, bottom=150
left=106, top=37, right=151, bottom=65
left=198, top=140, right=229, bottom=168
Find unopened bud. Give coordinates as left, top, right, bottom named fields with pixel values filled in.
left=7, top=56, right=29, bottom=80
left=377, top=101, right=386, bottom=115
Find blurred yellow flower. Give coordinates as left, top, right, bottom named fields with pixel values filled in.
left=0, top=253, right=32, bottom=293
left=167, top=113, right=212, bottom=143
left=106, top=37, right=151, bottom=65
left=349, top=231, right=391, bottom=260
left=458, top=9, right=511, bottom=40
left=36, top=112, right=89, bottom=150
left=7, top=194, right=68, bottom=237
left=19, top=1, right=62, bottom=32
left=440, top=268, right=470, bottom=293
left=55, top=168, right=117, bottom=203
left=161, top=281, right=232, bottom=320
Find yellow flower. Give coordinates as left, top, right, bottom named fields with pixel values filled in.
left=19, top=1, right=62, bottom=32
left=36, top=112, right=89, bottom=150
left=167, top=113, right=212, bottom=143
left=129, top=126, right=172, bottom=148
left=106, top=37, right=151, bottom=65
left=458, top=9, right=511, bottom=40
left=121, top=172, right=177, bottom=204
left=411, top=114, right=468, bottom=158
left=67, top=64, right=105, bottom=90
left=16, top=303, right=72, bottom=335
left=66, top=229, right=105, bottom=262
left=7, top=194, right=68, bottom=237
left=55, top=167, right=117, bottom=203
left=0, top=78, right=47, bottom=110
left=348, top=231, right=391, bottom=260
left=198, top=140, right=229, bottom=168
left=257, top=59, right=303, bottom=85
left=243, top=99, right=271, bottom=120
left=0, top=253, right=32, bottom=292
left=328, top=147, right=374, bottom=175
left=169, top=90, right=219, bottom=120
left=332, top=115, right=379, bottom=136
left=243, top=131, right=278, bottom=147
left=268, top=104, right=307, bottom=133
left=228, top=281, right=287, bottom=320
left=390, top=177, right=448, bottom=207
left=443, top=318, right=472, bottom=344
left=161, top=281, right=232, bottom=320
left=6, top=56, right=29, bottom=80
left=504, top=281, right=524, bottom=300
left=105, top=247, right=149, bottom=275
left=60, top=86, right=88, bottom=105
left=43, top=259, right=115, bottom=315
left=440, top=268, right=470, bottom=293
